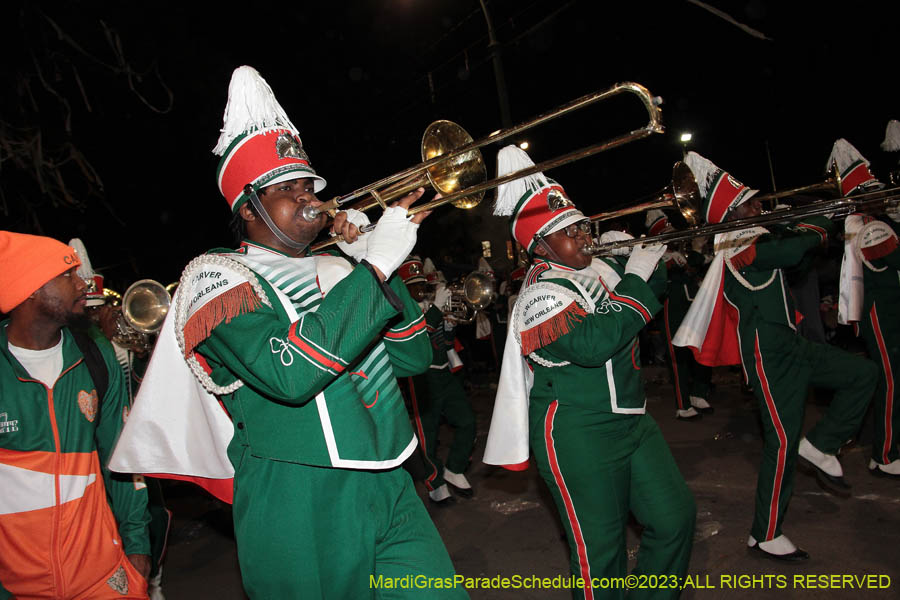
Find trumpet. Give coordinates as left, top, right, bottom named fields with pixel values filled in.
left=438, top=271, right=495, bottom=324
left=310, top=82, right=665, bottom=251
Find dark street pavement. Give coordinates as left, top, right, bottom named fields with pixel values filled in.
left=157, top=366, right=899, bottom=599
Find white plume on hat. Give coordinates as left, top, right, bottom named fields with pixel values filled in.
left=826, top=138, right=870, bottom=173
left=68, top=238, right=95, bottom=281
left=213, top=66, right=299, bottom=156
left=881, top=120, right=900, bottom=152
left=683, top=151, right=719, bottom=199
left=493, top=145, right=548, bottom=217
left=423, top=257, right=436, bottom=274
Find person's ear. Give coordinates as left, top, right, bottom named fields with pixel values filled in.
left=533, top=242, right=548, bottom=258
left=239, top=201, right=256, bottom=223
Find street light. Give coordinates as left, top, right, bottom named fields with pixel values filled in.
left=519, top=141, right=529, bottom=150
left=680, top=132, right=692, bottom=158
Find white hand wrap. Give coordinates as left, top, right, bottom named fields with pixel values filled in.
left=336, top=209, right=372, bottom=260
left=625, top=242, right=666, bottom=282
left=433, top=282, right=451, bottom=310
left=363, top=206, right=419, bottom=278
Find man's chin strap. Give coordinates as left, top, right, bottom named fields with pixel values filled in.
left=535, top=237, right=566, bottom=265
left=245, top=185, right=309, bottom=251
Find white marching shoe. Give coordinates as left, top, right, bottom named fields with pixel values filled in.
left=428, top=484, right=454, bottom=505
left=798, top=437, right=850, bottom=494
left=748, top=534, right=809, bottom=562
left=690, top=395, right=713, bottom=414
left=443, top=468, right=473, bottom=497
left=676, top=407, right=702, bottom=421
left=869, top=458, right=900, bottom=479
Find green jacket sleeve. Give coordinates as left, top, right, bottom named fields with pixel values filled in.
left=735, top=216, right=834, bottom=272
left=381, top=275, right=433, bottom=377
left=93, top=337, right=151, bottom=556
left=536, top=273, right=662, bottom=367
left=198, top=263, right=400, bottom=404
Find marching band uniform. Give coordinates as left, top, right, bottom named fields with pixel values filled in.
left=674, top=151, right=878, bottom=560
left=838, top=136, right=900, bottom=477
left=485, top=147, right=695, bottom=600
left=110, top=67, right=466, bottom=599
left=644, top=211, right=712, bottom=420
left=399, top=257, right=476, bottom=503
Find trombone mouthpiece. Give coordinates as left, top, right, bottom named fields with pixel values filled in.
left=302, top=205, right=322, bottom=221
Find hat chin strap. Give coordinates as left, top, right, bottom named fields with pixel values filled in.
left=245, top=186, right=309, bottom=251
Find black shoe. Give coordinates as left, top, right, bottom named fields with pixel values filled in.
left=868, top=460, right=900, bottom=480
left=676, top=408, right=702, bottom=421
left=428, top=495, right=457, bottom=507
left=749, top=542, right=810, bottom=562
left=693, top=405, right=714, bottom=415
left=798, top=458, right=851, bottom=497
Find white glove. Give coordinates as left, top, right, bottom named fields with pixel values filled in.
left=599, top=230, right=634, bottom=256
left=363, top=206, right=420, bottom=279
left=433, top=282, right=451, bottom=310
left=335, top=209, right=372, bottom=260
left=625, top=242, right=666, bottom=282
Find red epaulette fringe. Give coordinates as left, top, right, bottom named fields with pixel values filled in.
left=519, top=303, right=587, bottom=356
left=183, top=282, right=262, bottom=357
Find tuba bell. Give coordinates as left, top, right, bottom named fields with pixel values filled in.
left=110, top=280, right=171, bottom=354
left=441, top=271, right=495, bottom=323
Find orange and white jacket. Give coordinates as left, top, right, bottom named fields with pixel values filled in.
left=0, top=324, right=150, bottom=599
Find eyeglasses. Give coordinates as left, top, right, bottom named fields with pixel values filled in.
left=562, top=220, right=592, bottom=238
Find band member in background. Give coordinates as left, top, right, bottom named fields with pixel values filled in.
left=399, top=255, right=476, bottom=504
left=110, top=66, right=467, bottom=599
left=485, top=146, right=695, bottom=600
left=69, top=237, right=172, bottom=600
left=836, top=138, right=900, bottom=478
left=0, top=232, right=151, bottom=599
left=674, top=151, right=878, bottom=561
left=643, top=211, right=713, bottom=420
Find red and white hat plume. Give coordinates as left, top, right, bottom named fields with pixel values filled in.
left=214, top=66, right=326, bottom=213
left=644, top=209, right=670, bottom=236
left=684, top=151, right=757, bottom=225
left=68, top=237, right=105, bottom=306
left=494, top=145, right=585, bottom=254
left=826, top=138, right=882, bottom=196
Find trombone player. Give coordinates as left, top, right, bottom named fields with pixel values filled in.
left=485, top=146, right=695, bottom=600
left=673, top=151, right=878, bottom=561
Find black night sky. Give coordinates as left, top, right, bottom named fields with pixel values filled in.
left=2, top=1, right=898, bottom=290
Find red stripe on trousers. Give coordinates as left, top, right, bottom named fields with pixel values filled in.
left=544, top=401, right=593, bottom=600
left=870, top=305, right=895, bottom=464
left=409, top=377, right=439, bottom=491
left=754, top=333, right=788, bottom=542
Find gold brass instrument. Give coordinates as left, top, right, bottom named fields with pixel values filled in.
left=589, top=183, right=900, bottom=256
left=441, top=271, right=495, bottom=324
left=310, top=82, right=665, bottom=251
left=753, top=160, right=843, bottom=206
left=110, top=280, right=171, bottom=354
left=588, top=161, right=700, bottom=238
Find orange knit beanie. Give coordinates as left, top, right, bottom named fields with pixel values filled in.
left=0, top=231, right=81, bottom=313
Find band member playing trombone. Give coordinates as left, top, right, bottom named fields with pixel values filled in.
left=110, top=66, right=467, bottom=598
left=836, top=138, right=900, bottom=478
left=673, top=151, right=878, bottom=561
left=485, top=146, right=695, bottom=600
left=642, top=212, right=713, bottom=420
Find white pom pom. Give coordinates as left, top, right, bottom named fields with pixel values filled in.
left=826, top=138, right=869, bottom=174
left=881, top=120, right=900, bottom=152
left=213, top=66, right=299, bottom=156
left=423, top=257, right=436, bottom=274
left=494, top=145, right=548, bottom=217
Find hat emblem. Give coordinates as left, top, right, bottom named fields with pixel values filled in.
left=408, top=263, right=422, bottom=276
left=275, top=133, right=309, bottom=162
left=726, top=174, right=742, bottom=189
left=547, top=189, right=573, bottom=211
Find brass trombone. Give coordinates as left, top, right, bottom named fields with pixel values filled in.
left=309, top=82, right=665, bottom=250
left=588, top=183, right=900, bottom=256
left=753, top=160, right=843, bottom=206
left=588, top=161, right=701, bottom=236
